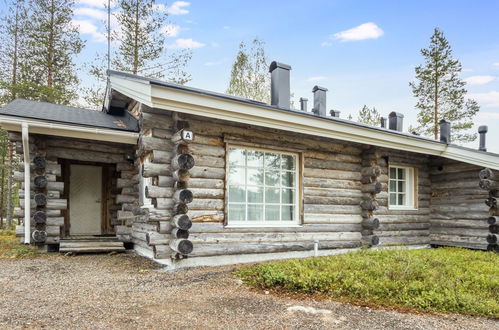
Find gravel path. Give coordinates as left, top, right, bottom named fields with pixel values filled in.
left=0, top=252, right=497, bottom=329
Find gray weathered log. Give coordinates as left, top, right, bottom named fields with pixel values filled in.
left=172, top=169, right=190, bottom=182
left=145, top=186, right=173, bottom=198
left=142, top=163, right=171, bottom=177
left=146, top=232, right=170, bottom=246
left=479, top=168, right=494, bottom=180
left=46, top=199, right=67, bottom=210
left=171, top=228, right=189, bottom=239
left=487, top=234, right=498, bottom=244
left=362, top=182, right=382, bottom=194
left=171, top=214, right=192, bottom=230
left=485, top=197, right=497, bottom=208
left=151, top=150, right=172, bottom=164
left=32, top=230, right=47, bottom=242
left=361, top=217, right=380, bottom=229
left=479, top=179, right=497, bottom=191
left=174, top=203, right=189, bottom=214
left=34, top=193, right=47, bottom=206
left=173, top=189, right=193, bottom=204
left=139, top=136, right=172, bottom=152
left=170, top=239, right=193, bottom=255
left=152, top=198, right=173, bottom=210
left=360, top=198, right=379, bottom=211
left=156, top=176, right=174, bottom=187
left=34, top=211, right=47, bottom=224
left=33, top=155, right=46, bottom=169
left=140, top=112, right=172, bottom=130
left=488, top=216, right=498, bottom=225
left=47, top=147, right=125, bottom=163
left=171, top=153, right=195, bottom=170
left=34, top=175, right=47, bottom=188
left=490, top=224, right=499, bottom=234
left=487, top=244, right=499, bottom=252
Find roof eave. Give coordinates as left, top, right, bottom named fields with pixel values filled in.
left=0, top=115, right=139, bottom=145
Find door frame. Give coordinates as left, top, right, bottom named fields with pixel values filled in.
left=59, top=159, right=116, bottom=237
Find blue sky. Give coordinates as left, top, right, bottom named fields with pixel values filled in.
left=7, top=0, right=499, bottom=152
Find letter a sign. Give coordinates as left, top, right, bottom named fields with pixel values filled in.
left=182, top=130, right=193, bottom=141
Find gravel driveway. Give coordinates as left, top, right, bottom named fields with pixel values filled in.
left=0, top=252, right=497, bottom=329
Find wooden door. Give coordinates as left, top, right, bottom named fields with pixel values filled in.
left=69, top=164, right=102, bottom=235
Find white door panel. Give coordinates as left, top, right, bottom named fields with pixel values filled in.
left=69, top=165, right=102, bottom=235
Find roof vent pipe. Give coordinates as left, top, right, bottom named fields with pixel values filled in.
left=299, top=98, right=308, bottom=112
left=330, top=110, right=340, bottom=118
left=478, top=125, right=488, bottom=152
left=388, top=112, right=404, bottom=132
left=312, top=86, right=328, bottom=116
left=380, top=117, right=387, bottom=128
left=269, top=61, right=291, bottom=109
left=439, top=119, right=451, bottom=144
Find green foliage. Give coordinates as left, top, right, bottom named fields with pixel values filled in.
left=0, top=230, right=38, bottom=259
left=357, top=105, right=381, bottom=126
left=236, top=248, right=499, bottom=318
left=410, top=28, right=479, bottom=143
left=226, top=38, right=270, bottom=103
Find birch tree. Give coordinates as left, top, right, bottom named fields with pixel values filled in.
left=410, top=28, right=479, bottom=142
left=226, top=38, right=270, bottom=103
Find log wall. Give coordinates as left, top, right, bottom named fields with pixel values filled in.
left=429, top=158, right=491, bottom=250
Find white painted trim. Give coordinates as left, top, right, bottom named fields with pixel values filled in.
left=21, top=123, right=30, bottom=244
left=0, top=115, right=138, bottom=144
left=109, top=75, right=499, bottom=170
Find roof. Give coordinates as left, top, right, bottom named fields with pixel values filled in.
left=108, top=70, right=499, bottom=170
left=0, top=99, right=139, bottom=132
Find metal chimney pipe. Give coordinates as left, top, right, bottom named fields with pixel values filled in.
left=479, top=125, right=488, bottom=152
left=388, top=112, right=404, bottom=132
left=299, top=97, right=308, bottom=112
left=380, top=117, right=387, bottom=128
left=312, top=86, right=328, bottom=116
left=439, top=119, right=451, bottom=144
left=269, top=61, right=291, bottom=109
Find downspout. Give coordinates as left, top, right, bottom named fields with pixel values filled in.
left=22, top=122, right=30, bottom=244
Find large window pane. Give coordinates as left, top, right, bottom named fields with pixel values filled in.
left=265, top=205, right=280, bottom=221
left=281, top=205, right=294, bottom=221
left=398, top=181, right=405, bottom=193
left=247, top=186, right=264, bottom=203
left=390, top=167, right=396, bottom=178
left=247, top=150, right=264, bottom=167
left=265, top=188, right=280, bottom=203
left=281, top=171, right=295, bottom=187
left=247, top=168, right=264, bottom=185
left=229, top=148, right=245, bottom=167
left=281, top=155, right=296, bottom=170
left=228, top=204, right=245, bottom=221
left=265, top=170, right=280, bottom=186
left=265, top=153, right=280, bottom=169
left=389, top=180, right=396, bottom=192
left=389, top=193, right=397, bottom=205
left=281, top=189, right=294, bottom=204
left=247, top=204, right=263, bottom=221
left=228, top=167, right=245, bottom=184
left=398, top=168, right=405, bottom=180
left=228, top=186, right=245, bottom=202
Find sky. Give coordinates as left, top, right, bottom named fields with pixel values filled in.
left=5, top=0, right=499, bottom=152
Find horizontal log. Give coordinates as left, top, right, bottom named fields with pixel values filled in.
left=190, top=188, right=224, bottom=199
left=189, top=222, right=362, bottom=233
left=152, top=128, right=172, bottom=139
left=115, top=225, right=132, bottom=235
left=140, top=112, right=172, bottom=130
left=47, top=147, right=125, bottom=163
left=304, top=188, right=363, bottom=199
left=158, top=221, right=173, bottom=234
left=303, top=213, right=363, bottom=224
left=153, top=244, right=172, bottom=259
left=430, top=227, right=489, bottom=237
left=378, top=236, right=430, bottom=246
left=14, top=208, right=60, bottom=218
left=146, top=232, right=170, bottom=246
left=362, top=235, right=379, bottom=246
left=170, top=239, right=193, bottom=255
left=116, top=194, right=137, bottom=204
left=34, top=193, right=47, bottom=207
left=488, top=216, right=498, bottom=225
left=132, top=222, right=159, bottom=233
left=187, top=178, right=224, bottom=189
left=303, top=177, right=362, bottom=190
left=152, top=198, right=173, bottom=210
left=142, top=163, right=171, bottom=177
left=189, top=166, right=225, bottom=179
left=46, top=217, right=64, bottom=226
left=189, top=210, right=224, bottom=222
left=487, top=244, right=499, bottom=252
left=360, top=198, right=379, bottom=211
left=145, top=186, right=173, bottom=198
left=479, top=179, right=497, bottom=191
left=171, top=228, right=189, bottom=239
left=490, top=224, right=499, bottom=234
left=304, top=196, right=360, bottom=206
left=34, top=175, right=47, bottom=188
left=188, top=199, right=224, bottom=211
left=479, top=168, right=494, bottom=180
left=303, top=168, right=361, bottom=181
left=189, top=240, right=362, bottom=257
left=195, top=155, right=224, bottom=168
left=34, top=211, right=47, bottom=224
left=139, top=136, right=172, bottom=152
left=303, top=151, right=361, bottom=164
left=361, top=217, right=379, bottom=229
left=46, top=137, right=131, bottom=155
left=487, top=234, right=498, bottom=244
left=429, top=219, right=487, bottom=229
left=172, top=169, right=190, bottom=182
left=46, top=199, right=67, bottom=210
left=117, top=162, right=135, bottom=172
left=430, top=233, right=488, bottom=247
left=151, top=150, right=172, bottom=164
left=171, top=214, right=192, bottom=230
left=304, top=158, right=361, bottom=172
left=156, top=176, right=174, bottom=187
left=378, top=222, right=430, bottom=231
left=189, top=231, right=361, bottom=244
left=32, top=230, right=47, bottom=242
left=187, top=144, right=225, bottom=157
left=373, top=229, right=429, bottom=237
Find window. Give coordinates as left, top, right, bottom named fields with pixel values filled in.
left=226, top=146, right=300, bottom=226
left=389, top=166, right=416, bottom=209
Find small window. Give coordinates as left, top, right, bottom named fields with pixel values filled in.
left=389, top=166, right=416, bottom=209
left=226, top=146, right=300, bottom=226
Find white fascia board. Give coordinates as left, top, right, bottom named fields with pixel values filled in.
left=0, top=116, right=138, bottom=145
left=109, top=75, right=153, bottom=107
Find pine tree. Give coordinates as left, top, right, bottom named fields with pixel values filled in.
left=357, top=105, right=381, bottom=126
left=85, top=0, right=192, bottom=109
left=0, top=0, right=28, bottom=106
left=17, top=0, right=84, bottom=105
left=410, top=28, right=479, bottom=142
left=226, top=38, right=270, bottom=103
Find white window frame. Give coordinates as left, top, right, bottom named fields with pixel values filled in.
left=388, top=165, right=417, bottom=210
left=225, top=145, right=301, bottom=227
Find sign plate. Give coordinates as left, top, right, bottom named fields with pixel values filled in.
left=182, top=130, right=193, bottom=141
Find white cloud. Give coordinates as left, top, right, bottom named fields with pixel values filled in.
left=306, top=76, right=328, bottom=82
left=494, top=63, right=499, bottom=67
left=321, top=41, right=332, bottom=47
left=332, top=22, right=384, bottom=42
left=161, top=24, right=180, bottom=37
left=166, top=1, right=190, bottom=15
left=74, top=7, right=108, bottom=20
left=469, top=91, right=499, bottom=107
left=72, top=19, right=106, bottom=42
left=171, top=38, right=205, bottom=49
left=477, top=111, right=499, bottom=120
left=223, top=26, right=230, bottom=30
left=464, top=75, right=495, bottom=85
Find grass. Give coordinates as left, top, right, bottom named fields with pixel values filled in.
left=0, top=229, right=39, bottom=259
left=236, top=248, right=499, bottom=318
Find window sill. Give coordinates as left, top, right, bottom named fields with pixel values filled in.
left=388, top=206, right=418, bottom=211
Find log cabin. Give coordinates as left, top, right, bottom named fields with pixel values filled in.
left=0, top=61, right=498, bottom=267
